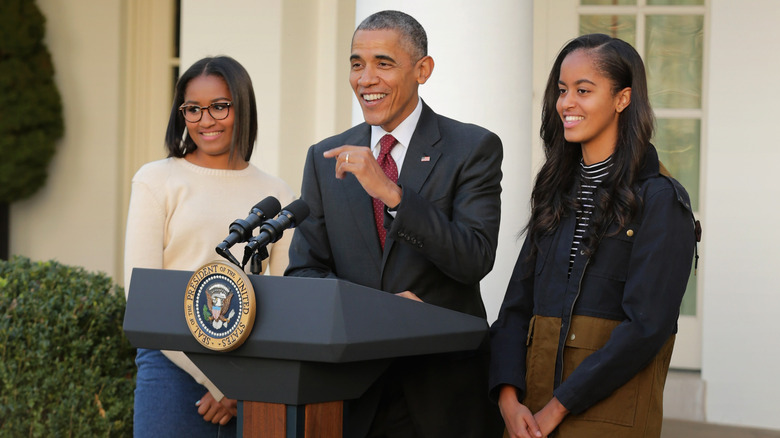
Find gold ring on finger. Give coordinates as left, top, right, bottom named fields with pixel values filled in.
left=346, top=153, right=350, bottom=164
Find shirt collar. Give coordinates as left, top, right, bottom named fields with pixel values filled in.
left=370, top=97, right=423, bottom=153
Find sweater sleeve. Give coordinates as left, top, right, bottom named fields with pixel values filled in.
left=124, top=179, right=165, bottom=297
left=161, top=351, right=225, bottom=401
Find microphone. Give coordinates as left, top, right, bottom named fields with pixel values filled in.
left=242, top=199, right=310, bottom=267
left=216, top=197, right=281, bottom=264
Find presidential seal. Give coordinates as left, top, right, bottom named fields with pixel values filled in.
left=184, top=261, right=256, bottom=352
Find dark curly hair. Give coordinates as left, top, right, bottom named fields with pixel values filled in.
left=528, top=33, right=655, bottom=256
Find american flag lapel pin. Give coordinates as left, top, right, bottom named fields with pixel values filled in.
left=421, top=155, right=430, bottom=162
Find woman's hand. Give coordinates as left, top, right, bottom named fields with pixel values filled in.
left=498, top=385, right=543, bottom=438
left=196, top=392, right=238, bottom=425
left=534, top=396, right=569, bottom=437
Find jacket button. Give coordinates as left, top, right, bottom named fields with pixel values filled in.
left=570, top=333, right=576, bottom=341
left=626, top=229, right=634, bottom=237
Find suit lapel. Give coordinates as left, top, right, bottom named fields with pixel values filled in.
left=338, top=126, right=383, bottom=259
left=383, top=103, right=442, bottom=268
left=397, top=102, right=442, bottom=196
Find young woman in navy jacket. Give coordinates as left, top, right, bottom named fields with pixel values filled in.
left=490, top=34, right=699, bottom=438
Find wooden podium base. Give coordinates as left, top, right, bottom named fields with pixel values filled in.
left=239, top=400, right=343, bottom=438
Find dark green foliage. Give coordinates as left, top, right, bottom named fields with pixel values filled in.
left=0, top=0, right=64, bottom=203
left=0, top=257, right=135, bottom=437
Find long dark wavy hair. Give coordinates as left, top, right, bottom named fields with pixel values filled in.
left=528, top=34, right=655, bottom=256
left=164, top=56, right=258, bottom=163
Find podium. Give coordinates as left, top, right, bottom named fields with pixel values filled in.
left=123, top=268, right=489, bottom=437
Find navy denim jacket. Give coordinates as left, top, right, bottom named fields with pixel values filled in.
left=489, top=144, right=698, bottom=415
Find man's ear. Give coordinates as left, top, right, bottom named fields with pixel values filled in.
left=417, top=56, right=434, bottom=85
left=616, top=87, right=631, bottom=113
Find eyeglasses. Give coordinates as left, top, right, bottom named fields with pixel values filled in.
left=178, top=102, right=232, bottom=123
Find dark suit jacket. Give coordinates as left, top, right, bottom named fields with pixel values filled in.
left=286, top=102, right=504, bottom=437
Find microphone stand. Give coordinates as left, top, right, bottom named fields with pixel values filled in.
left=215, top=242, right=267, bottom=275
left=246, top=246, right=269, bottom=275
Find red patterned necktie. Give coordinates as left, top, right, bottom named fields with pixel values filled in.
left=373, top=134, right=398, bottom=249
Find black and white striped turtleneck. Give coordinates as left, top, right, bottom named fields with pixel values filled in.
left=569, top=156, right=613, bottom=274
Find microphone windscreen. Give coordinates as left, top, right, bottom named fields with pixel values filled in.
left=283, top=199, right=310, bottom=225
left=255, top=196, right=281, bottom=217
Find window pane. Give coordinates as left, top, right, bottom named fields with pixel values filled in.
left=646, top=15, right=704, bottom=109
left=648, top=0, right=703, bottom=5
left=579, top=15, right=636, bottom=45
left=582, top=0, right=636, bottom=4
left=655, top=117, right=700, bottom=316
left=680, top=265, right=697, bottom=316
left=654, top=118, right=700, bottom=211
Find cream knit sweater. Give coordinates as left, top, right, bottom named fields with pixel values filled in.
left=124, top=157, right=296, bottom=401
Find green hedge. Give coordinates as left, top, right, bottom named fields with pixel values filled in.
left=0, top=256, right=135, bottom=437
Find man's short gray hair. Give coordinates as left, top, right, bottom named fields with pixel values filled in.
left=354, top=10, right=428, bottom=61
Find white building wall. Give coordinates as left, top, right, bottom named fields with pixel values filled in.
left=701, top=0, right=780, bottom=430
left=179, top=0, right=285, bottom=182
left=353, top=0, right=535, bottom=322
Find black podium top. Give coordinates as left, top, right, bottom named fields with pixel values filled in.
left=123, top=267, right=489, bottom=404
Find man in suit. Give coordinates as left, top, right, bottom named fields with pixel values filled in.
left=285, top=10, right=504, bottom=438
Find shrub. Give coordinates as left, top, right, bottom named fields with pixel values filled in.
left=0, top=0, right=65, bottom=259
left=0, top=0, right=64, bottom=203
left=0, top=256, right=135, bottom=437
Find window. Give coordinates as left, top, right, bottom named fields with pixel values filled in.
left=579, top=0, right=705, bottom=318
